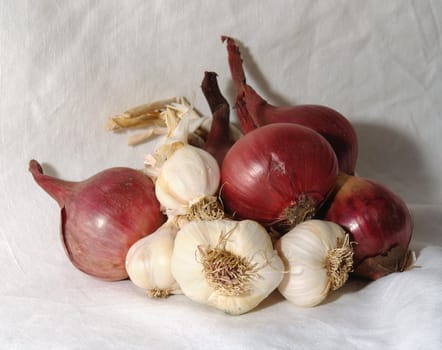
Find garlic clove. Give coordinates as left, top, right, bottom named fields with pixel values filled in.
left=169, top=221, right=216, bottom=303
left=277, top=253, right=329, bottom=307
left=126, top=221, right=181, bottom=298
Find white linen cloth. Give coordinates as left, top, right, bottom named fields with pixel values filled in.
left=1, top=1, right=441, bottom=349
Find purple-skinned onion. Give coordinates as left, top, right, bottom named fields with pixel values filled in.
left=29, top=160, right=166, bottom=281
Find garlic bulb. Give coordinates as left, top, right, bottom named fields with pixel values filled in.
left=125, top=221, right=181, bottom=298
left=276, top=219, right=353, bottom=307
left=155, top=144, right=223, bottom=221
left=171, top=219, right=284, bottom=315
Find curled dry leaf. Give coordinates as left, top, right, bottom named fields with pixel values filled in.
left=107, top=97, right=213, bottom=179
left=106, top=97, right=206, bottom=146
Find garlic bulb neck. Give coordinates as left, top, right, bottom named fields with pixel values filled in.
left=325, top=234, right=353, bottom=291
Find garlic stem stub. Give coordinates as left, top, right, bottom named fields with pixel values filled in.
left=154, top=144, right=223, bottom=221
left=171, top=219, right=284, bottom=315
left=125, top=220, right=181, bottom=298
left=276, top=220, right=353, bottom=307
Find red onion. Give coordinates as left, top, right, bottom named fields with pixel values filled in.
left=201, top=71, right=234, bottom=166
left=221, top=123, right=338, bottom=233
left=222, top=36, right=358, bottom=175
left=29, top=160, right=166, bottom=281
left=323, top=174, right=413, bottom=280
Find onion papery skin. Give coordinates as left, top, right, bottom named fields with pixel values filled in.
left=323, top=174, right=413, bottom=280
left=239, top=85, right=358, bottom=175
left=220, top=123, right=338, bottom=233
left=29, top=160, right=166, bottom=281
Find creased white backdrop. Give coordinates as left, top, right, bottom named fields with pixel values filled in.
left=1, top=1, right=441, bottom=349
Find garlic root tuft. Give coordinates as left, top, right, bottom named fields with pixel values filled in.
left=147, top=288, right=175, bottom=298
left=197, top=244, right=261, bottom=296
left=325, top=234, right=353, bottom=292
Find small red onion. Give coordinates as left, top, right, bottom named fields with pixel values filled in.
left=221, top=123, right=338, bottom=233
left=323, top=174, right=413, bottom=280
left=29, top=160, right=166, bottom=281
left=222, top=36, right=358, bottom=175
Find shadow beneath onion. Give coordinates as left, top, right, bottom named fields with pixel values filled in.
left=352, top=121, right=434, bottom=206
left=407, top=205, right=442, bottom=252
left=351, top=120, right=438, bottom=247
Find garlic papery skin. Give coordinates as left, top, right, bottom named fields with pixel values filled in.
left=125, top=220, right=181, bottom=298
left=276, top=220, right=353, bottom=307
left=171, top=219, right=284, bottom=315
left=154, top=144, right=223, bottom=220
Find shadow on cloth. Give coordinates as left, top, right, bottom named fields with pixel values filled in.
left=352, top=121, right=435, bottom=204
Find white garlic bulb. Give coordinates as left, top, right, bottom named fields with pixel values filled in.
left=171, top=219, right=284, bottom=315
left=154, top=144, right=223, bottom=221
left=125, top=221, right=181, bottom=298
left=276, top=219, right=353, bottom=307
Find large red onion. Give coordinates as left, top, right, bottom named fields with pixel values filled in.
left=29, top=160, right=166, bottom=281
left=323, top=174, right=413, bottom=280
left=221, top=123, right=338, bottom=233
left=222, top=36, right=358, bottom=175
